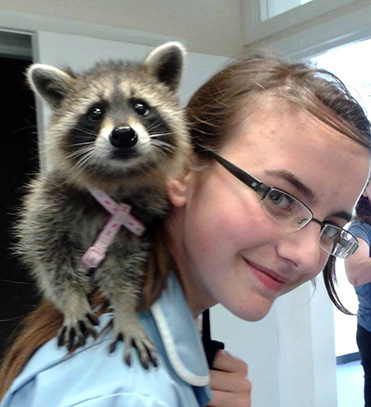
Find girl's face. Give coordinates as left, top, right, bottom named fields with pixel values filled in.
left=167, top=98, right=370, bottom=320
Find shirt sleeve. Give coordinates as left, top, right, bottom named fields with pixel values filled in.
left=72, top=393, right=172, bottom=407
left=349, top=222, right=371, bottom=246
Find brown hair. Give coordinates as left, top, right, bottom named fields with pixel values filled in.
left=186, top=49, right=371, bottom=314
left=0, top=225, right=171, bottom=400
left=354, top=193, right=371, bottom=224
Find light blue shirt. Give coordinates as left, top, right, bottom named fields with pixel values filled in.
left=1, top=274, right=211, bottom=407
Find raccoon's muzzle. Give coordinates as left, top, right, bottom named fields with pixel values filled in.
left=109, top=126, right=138, bottom=149
left=109, top=125, right=140, bottom=160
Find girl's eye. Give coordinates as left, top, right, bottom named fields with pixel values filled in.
left=133, top=100, right=149, bottom=116
left=87, top=105, right=105, bottom=122
left=267, top=190, right=294, bottom=211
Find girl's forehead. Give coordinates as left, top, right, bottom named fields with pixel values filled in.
left=221, top=103, right=370, bottom=209
left=229, top=101, right=364, bottom=158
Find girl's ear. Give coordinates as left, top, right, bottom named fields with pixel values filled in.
left=166, top=168, right=193, bottom=207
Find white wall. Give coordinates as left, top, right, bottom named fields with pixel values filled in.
left=0, top=0, right=243, bottom=56
left=212, top=303, right=281, bottom=405
left=212, top=278, right=337, bottom=407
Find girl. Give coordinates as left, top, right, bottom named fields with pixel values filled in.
left=1, top=50, right=370, bottom=407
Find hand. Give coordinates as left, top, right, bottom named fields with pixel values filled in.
left=207, top=350, right=251, bottom=407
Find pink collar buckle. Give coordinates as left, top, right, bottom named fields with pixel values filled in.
left=81, top=187, right=146, bottom=270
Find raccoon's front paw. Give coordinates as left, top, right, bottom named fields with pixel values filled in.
left=109, top=323, right=158, bottom=369
left=57, top=312, right=99, bottom=352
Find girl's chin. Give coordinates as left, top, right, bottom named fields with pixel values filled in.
left=226, top=294, right=275, bottom=322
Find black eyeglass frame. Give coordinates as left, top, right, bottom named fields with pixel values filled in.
left=201, top=148, right=359, bottom=258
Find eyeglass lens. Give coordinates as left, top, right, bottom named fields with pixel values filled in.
left=260, top=188, right=357, bottom=258
left=319, top=225, right=358, bottom=259
left=261, top=188, right=312, bottom=229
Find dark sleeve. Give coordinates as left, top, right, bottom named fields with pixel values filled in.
left=348, top=221, right=371, bottom=246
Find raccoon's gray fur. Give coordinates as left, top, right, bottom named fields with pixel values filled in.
left=17, top=42, right=189, bottom=368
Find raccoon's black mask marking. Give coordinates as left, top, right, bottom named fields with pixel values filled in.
left=68, top=101, right=109, bottom=145
left=65, top=94, right=176, bottom=173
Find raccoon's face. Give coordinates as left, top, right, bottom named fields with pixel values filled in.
left=28, top=42, right=189, bottom=185
left=53, top=75, right=186, bottom=179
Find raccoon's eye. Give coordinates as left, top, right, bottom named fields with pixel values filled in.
left=133, top=100, right=149, bottom=116
left=87, top=105, right=105, bottom=122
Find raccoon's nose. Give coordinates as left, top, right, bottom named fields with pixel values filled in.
left=109, top=126, right=138, bottom=149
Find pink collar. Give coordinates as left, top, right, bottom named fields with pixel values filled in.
left=81, top=187, right=145, bottom=269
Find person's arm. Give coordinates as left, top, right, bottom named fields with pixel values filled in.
left=345, top=237, right=371, bottom=286
left=207, top=350, right=251, bottom=407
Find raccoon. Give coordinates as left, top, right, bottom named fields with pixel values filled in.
left=17, top=42, right=189, bottom=368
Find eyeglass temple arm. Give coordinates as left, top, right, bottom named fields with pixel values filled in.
left=201, top=149, right=270, bottom=197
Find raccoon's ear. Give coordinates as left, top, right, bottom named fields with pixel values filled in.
left=27, top=64, right=76, bottom=109
left=143, top=42, right=186, bottom=92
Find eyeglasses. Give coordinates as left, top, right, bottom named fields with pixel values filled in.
left=202, top=149, right=358, bottom=259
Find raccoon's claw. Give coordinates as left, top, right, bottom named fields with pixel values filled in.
left=57, top=312, right=99, bottom=351
left=108, top=333, right=122, bottom=354
left=109, top=329, right=158, bottom=369
left=133, top=338, right=158, bottom=369
left=57, top=326, right=86, bottom=352
left=86, top=313, right=99, bottom=327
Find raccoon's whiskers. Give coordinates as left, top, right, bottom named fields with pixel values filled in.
left=149, top=132, right=172, bottom=139
left=72, top=127, right=98, bottom=138
left=69, top=141, right=96, bottom=148
left=69, top=145, right=97, bottom=172
left=147, top=122, right=164, bottom=133
left=67, top=145, right=95, bottom=161
left=75, top=150, right=97, bottom=170
left=151, top=139, right=175, bottom=154
left=68, top=149, right=93, bottom=160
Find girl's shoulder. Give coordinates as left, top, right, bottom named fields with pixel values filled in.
left=2, top=274, right=210, bottom=407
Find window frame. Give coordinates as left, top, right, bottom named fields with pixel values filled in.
left=241, top=0, right=371, bottom=59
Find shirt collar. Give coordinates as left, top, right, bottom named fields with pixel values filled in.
left=150, top=273, right=210, bottom=387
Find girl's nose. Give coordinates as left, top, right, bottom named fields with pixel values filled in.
left=276, top=223, right=323, bottom=274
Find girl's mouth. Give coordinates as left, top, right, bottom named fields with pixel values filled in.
left=244, top=259, right=290, bottom=293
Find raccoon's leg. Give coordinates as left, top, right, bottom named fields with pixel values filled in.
left=109, top=292, right=157, bottom=369
left=56, top=292, right=99, bottom=351
left=31, top=256, right=98, bottom=351
left=18, top=182, right=100, bottom=351
left=97, top=241, right=157, bottom=369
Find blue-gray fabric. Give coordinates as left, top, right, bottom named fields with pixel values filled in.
left=1, top=274, right=211, bottom=407
left=349, top=221, right=371, bottom=333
